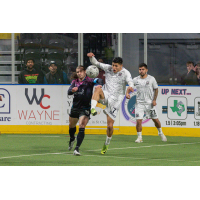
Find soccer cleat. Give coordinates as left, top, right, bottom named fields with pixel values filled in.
left=135, top=137, right=143, bottom=143
left=159, top=133, right=167, bottom=142
left=101, top=144, right=109, bottom=154
left=73, top=147, right=81, bottom=156
left=68, top=138, right=76, bottom=151
left=91, top=108, right=97, bottom=116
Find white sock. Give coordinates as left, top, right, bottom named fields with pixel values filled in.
left=105, top=136, right=112, bottom=145
left=91, top=100, right=98, bottom=109
left=137, top=132, right=142, bottom=138
left=157, top=128, right=162, bottom=134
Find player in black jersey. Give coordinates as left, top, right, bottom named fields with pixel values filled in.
left=68, top=65, right=103, bottom=155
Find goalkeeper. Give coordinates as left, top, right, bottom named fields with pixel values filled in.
left=87, top=52, right=134, bottom=155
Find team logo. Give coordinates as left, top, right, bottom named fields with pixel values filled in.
left=167, top=97, right=187, bottom=120
left=194, top=97, right=200, bottom=120
left=146, top=81, right=149, bottom=85
left=0, top=88, right=11, bottom=114
left=121, top=90, right=150, bottom=124
left=118, top=72, right=122, bottom=76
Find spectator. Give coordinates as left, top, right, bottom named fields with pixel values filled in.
left=18, top=59, right=44, bottom=84
left=44, top=61, right=68, bottom=84
left=96, top=58, right=105, bottom=84
left=195, top=63, right=200, bottom=85
left=181, top=61, right=199, bottom=85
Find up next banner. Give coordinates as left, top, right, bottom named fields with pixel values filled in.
left=120, top=86, right=200, bottom=129
left=0, top=85, right=200, bottom=135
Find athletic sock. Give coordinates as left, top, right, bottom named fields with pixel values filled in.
left=137, top=132, right=142, bottom=138
left=69, top=127, right=76, bottom=142
left=105, top=136, right=112, bottom=145
left=91, top=100, right=98, bottom=109
left=157, top=128, right=162, bottom=134
left=76, top=128, right=85, bottom=147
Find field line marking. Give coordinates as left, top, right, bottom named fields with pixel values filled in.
left=5, top=136, right=61, bottom=138
left=86, top=142, right=200, bottom=152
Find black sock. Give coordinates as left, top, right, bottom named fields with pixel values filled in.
left=69, top=127, right=76, bottom=142
left=76, top=128, right=85, bottom=148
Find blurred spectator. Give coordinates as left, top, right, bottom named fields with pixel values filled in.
left=195, top=63, right=200, bottom=85
left=96, top=58, right=105, bottom=84
left=18, top=59, right=44, bottom=84
left=180, top=61, right=199, bottom=85
left=44, top=61, right=68, bottom=84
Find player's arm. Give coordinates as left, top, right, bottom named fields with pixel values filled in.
left=125, top=71, right=134, bottom=99
left=152, top=88, right=158, bottom=106
left=93, top=78, right=104, bottom=86
left=152, top=77, right=159, bottom=106
left=87, top=52, right=111, bottom=71
left=68, top=81, right=78, bottom=95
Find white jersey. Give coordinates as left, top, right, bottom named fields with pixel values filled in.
left=90, top=57, right=133, bottom=99
left=133, top=75, right=158, bottom=104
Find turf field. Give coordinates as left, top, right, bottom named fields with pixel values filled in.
left=0, top=134, right=200, bottom=166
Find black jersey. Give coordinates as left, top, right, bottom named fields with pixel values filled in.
left=68, top=76, right=103, bottom=109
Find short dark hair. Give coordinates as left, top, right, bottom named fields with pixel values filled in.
left=26, top=59, right=35, bottom=64
left=139, top=63, right=148, bottom=69
left=186, top=61, right=194, bottom=66
left=112, top=57, right=123, bottom=64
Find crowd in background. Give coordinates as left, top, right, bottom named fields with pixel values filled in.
left=180, top=61, right=200, bottom=85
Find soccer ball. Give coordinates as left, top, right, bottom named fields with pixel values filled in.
left=86, top=65, right=99, bottom=78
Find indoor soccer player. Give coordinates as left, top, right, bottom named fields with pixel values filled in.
left=68, top=65, right=103, bottom=156
left=87, top=52, right=134, bottom=155
left=126, top=63, right=167, bottom=143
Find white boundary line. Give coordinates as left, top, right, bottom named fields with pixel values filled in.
left=5, top=135, right=61, bottom=137
left=0, top=142, right=199, bottom=163
left=86, top=142, right=200, bottom=152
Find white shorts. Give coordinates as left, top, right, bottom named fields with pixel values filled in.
left=99, top=90, right=122, bottom=121
left=135, top=103, right=158, bottom=120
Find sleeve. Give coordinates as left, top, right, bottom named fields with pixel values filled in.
left=125, top=70, right=134, bottom=88
left=89, top=56, right=112, bottom=71
left=18, top=72, right=23, bottom=84
left=152, top=77, right=158, bottom=89
left=93, top=78, right=103, bottom=86
left=68, top=80, right=75, bottom=95
left=62, top=71, right=68, bottom=84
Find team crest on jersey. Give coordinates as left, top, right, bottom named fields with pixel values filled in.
left=118, top=72, right=122, bottom=76
left=121, top=90, right=150, bottom=124
left=146, top=81, right=149, bottom=85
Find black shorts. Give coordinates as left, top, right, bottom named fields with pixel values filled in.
left=69, top=108, right=91, bottom=119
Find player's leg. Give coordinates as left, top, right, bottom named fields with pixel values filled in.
left=73, top=110, right=90, bottom=156
left=68, top=116, right=79, bottom=150
left=152, top=118, right=167, bottom=142
left=101, top=114, right=114, bottom=154
left=135, top=104, right=144, bottom=143
left=135, top=119, right=143, bottom=143
left=148, top=106, right=167, bottom=142
left=91, top=87, right=105, bottom=116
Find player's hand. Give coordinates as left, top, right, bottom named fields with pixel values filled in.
left=95, top=85, right=102, bottom=89
left=0, top=95, right=2, bottom=101
left=152, top=100, right=157, bottom=106
left=72, top=87, right=78, bottom=92
left=87, top=52, right=95, bottom=57
left=127, top=86, right=134, bottom=93
left=126, top=93, right=131, bottom=99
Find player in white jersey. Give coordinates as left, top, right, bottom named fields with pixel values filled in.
left=87, top=52, right=133, bottom=154
left=126, top=63, right=167, bottom=143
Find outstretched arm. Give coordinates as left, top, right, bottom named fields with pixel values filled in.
left=87, top=52, right=111, bottom=71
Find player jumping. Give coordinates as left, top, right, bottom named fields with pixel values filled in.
left=87, top=52, right=134, bottom=154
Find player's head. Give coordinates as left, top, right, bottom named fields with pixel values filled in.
left=186, top=61, right=194, bottom=72
left=75, top=65, right=86, bottom=80
left=139, top=63, right=148, bottom=77
left=48, top=61, right=57, bottom=74
left=26, top=59, right=34, bottom=70
left=112, top=57, right=123, bottom=73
